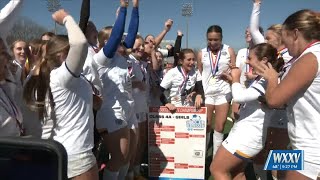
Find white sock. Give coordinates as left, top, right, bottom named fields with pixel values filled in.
left=206, top=132, right=211, bottom=149
left=213, top=130, right=224, bottom=157
left=253, top=164, right=267, bottom=180
left=133, top=165, right=140, bottom=176
left=103, top=169, right=119, bottom=180
left=118, top=163, right=130, bottom=180
left=272, top=175, right=278, bottom=180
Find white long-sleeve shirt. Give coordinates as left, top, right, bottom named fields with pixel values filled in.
left=42, top=15, right=93, bottom=156
left=129, top=54, right=148, bottom=113
left=249, top=2, right=265, bottom=45
left=0, top=0, right=23, bottom=49
left=231, top=78, right=276, bottom=132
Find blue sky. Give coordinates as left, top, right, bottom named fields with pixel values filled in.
left=2, top=0, right=320, bottom=51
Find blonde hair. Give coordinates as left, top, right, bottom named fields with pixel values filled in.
left=98, top=26, right=113, bottom=49
left=23, top=35, right=69, bottom=119
left=268, top=24, right=282, bottom=37
left=283, top=9, right=320, bottom=41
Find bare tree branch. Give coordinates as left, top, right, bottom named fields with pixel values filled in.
left=6, top=16, right=48, bottom=45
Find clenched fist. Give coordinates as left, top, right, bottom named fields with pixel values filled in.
left=52, top=9, right=69, bottom=25
left=164, top=19, right=173, bottom=32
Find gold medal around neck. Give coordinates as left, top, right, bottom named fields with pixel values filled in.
left=209, top=76, right=216, bottom=86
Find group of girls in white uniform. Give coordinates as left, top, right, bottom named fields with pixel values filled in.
left=1, top=0, right=320, bottom=180
left=209, top=1, right=320, bottom=180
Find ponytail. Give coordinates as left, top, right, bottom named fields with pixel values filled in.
left=272, top=56, right=285, bottom=73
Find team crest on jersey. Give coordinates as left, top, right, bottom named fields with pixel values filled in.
left=203, top=52, right=209, bottom=58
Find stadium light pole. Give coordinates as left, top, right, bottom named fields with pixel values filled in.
left=46, top=0, right=62, bottom=34
left=181, top=2, right=193, bottom=48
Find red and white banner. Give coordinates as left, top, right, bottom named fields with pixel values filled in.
left=148, top=106, right=207, bottom=180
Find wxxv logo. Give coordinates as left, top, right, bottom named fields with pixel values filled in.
left=264, top=150, right=304, bottom=170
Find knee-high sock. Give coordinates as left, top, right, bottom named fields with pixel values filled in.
left=213, top=130, right=224, bottom=157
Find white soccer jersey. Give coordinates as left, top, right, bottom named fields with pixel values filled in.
left=48, top=62, right=94, bottom=155
left=284, top=42, right=320, bottom=167
left=201, top=45, right=231, bottom=96
left=0, top=0, right=24, bottom=49
left=82, top=46, right=103, bottom=92
left=94, top=50, right=135, bottom=126
left=160, top=66, right=200, bottom=106
left=279, top=48, right=292, bottom=64
left=229, top=78, right=276, bottom=150
left=129, top=54, right=148, bottom=113
left=250, top=2, right=265, bottom=45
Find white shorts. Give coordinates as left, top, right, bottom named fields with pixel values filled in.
left=96, top=116, right=127, bottom=133
left=222, top=121, right=265, bottom=160
left=222, top=137, right=262, bottom=161
left=297, top=160, right=320, bottom=180
left=136, top=112, right=147, bottom=123
left=205, top=92, right=232, bottom=106
left=67, top=150, right=97, bottom=178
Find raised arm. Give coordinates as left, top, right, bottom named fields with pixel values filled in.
left=102, top=2, right=127, bottom=58
left=249, top=0, right=265, bottom=45
left=197, top=51, right=203, bottom=74
left=54, top=10, right=88, bottom=77
left=123, top=0, right=139, bottom=49
left=0, top=0, right=24, bottom=47
left=79, top=0, right=90, bottom=33
left=228, top=47, right=236, bottom=66
left=173, top=30, right=183, bottom=67
left=154, top=19, right=173, bottom=48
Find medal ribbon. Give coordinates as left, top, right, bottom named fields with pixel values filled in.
left=178, top=66, right=189, bottom=95
left=208, top=45, right=223, bottom=77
